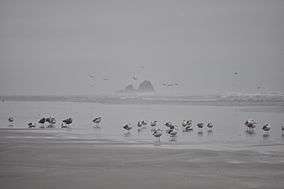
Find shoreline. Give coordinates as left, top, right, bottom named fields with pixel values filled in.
left=1, top=94, right=284, bottom=107
left=1, top=127, right=284, bottom=153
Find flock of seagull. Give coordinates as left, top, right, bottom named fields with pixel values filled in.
left=7, top=116, right=284, bottom=142
left=122, top=119, right=284, bottom=142
left=122, top=120, right=214, bottom=141
left=7, top=116, right=101, bottom=129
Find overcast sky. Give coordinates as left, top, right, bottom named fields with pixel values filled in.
left=0, top=0, right=283, bottom=95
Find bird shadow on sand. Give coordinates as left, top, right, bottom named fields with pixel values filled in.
left=169, top=136, right=177, bottom=144
left=92, top=125, right=102, bottom=130
left=197, top=131, right=203, bottom=137
left=153, top=140, right=162, bottom=146
left=245, top=130, right=256, bottom=137
left=137, top=128, right=147, bottom=136
left=92, top=124, right=101, bottom=129
left=207, top=130, right=213, bottom=136
left=281, top=133, right=284, bottom=142
left=60, top=127, right=73, bottom=131
left=182, top=130, right=193, bottom=136
left=91, top=126, right=102, bottom=136
left=262, top=133, right=270, bottom=139
left=123, top=132, right=132, bottom=137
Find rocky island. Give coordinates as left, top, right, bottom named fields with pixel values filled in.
left=118, top=80, right=155, bottom=93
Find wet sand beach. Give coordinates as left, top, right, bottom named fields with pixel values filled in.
left=0, top=140, right=284, bottom=189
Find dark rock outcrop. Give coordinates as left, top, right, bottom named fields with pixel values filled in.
left=137, top=80, right=155, bottom=92
left=118, top=80, right=155, bottom=93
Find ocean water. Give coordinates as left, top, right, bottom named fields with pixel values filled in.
left=0, top=101, right=284, bottom=147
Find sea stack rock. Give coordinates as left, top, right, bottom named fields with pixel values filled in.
left=137, top=80, right=155, bottom=93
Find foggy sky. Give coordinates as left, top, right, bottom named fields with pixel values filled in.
left=0, top=0, right=284, bottom=95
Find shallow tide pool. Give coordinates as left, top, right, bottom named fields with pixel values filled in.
left=1, top=101, right=284, bottom=147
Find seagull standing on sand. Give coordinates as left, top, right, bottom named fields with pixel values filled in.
left=137, top=121, right=144, bottom=133
left=165, top=123, right=175, bottom=134
left=169, top=128, right=178, bottom=137
left=150, top=121, right=157, bottom=127
left=93, top=117, right=102, bottom=127
left=165, top=122, right=173, bottom=128
left=262, top=124, right=271, bottom=133
left=38, top=117, right=46, bottom=128
left=141, top=120, right=147, bottom=127
left=207, top=122, right=213, bottom=130
left=168, top=126, right=178, bottom=141
left=182, top=120, right=187, bottom=127
left=123, top=123, right=132, bottom=131
left=166, top=124, right=178, bottom=135
left=196, top=123, right=204, bottom=136
left=184, top=124, right=193, bottom=132
left=152, top=128, right=163, bottom=142
left=62, top=118, right=73, bottom=128
left=197, top=122, right=204, bottom=129
left=8, top=117, right=14, bottom=123
left=182, top=120, right=193, bottom=132
left=8, top=116, right=14, bottom=127
left=137, top=121, right=143, bottom=128
left=244, top=119, right=257, bottom=131
left=28, top=122, right=36, bottom=128
left=187, top=120, right=192, bottom=125
left=93, top=117, right=102, bottom=124
left=46, top=117, right=56, bottom=128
